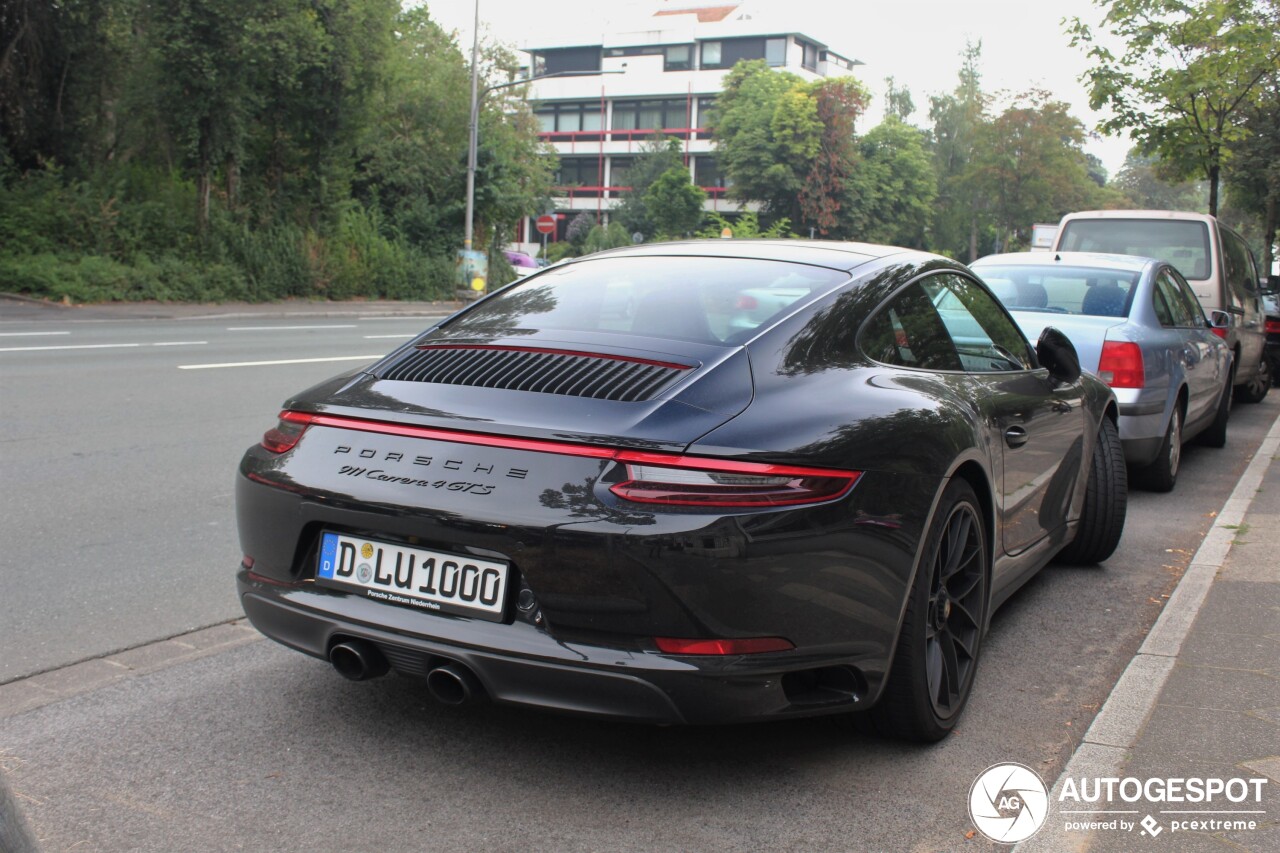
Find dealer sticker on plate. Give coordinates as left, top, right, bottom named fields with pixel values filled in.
left=316, top=532, right=507, bottom=621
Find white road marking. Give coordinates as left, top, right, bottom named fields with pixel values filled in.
left=357, top=315, right=444, bottom=321
left=177, top=355, right=381, bottom=370
left=363, top=334, right=415, bottom=339
left=0, top=331, right=71, bottom=337
left=1, top=341, right=210, bottom=353
left=0, top=343, right=142, bottom=353
left=225, top=325, right=357, bottom=331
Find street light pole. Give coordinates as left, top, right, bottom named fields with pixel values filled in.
left=463, top=0, right=481, bottom=252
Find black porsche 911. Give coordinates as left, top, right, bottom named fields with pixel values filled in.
left=236, top=240, right=1127, bottom=741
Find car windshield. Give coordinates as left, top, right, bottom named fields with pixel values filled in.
left=442, top=256, right=849, bottom=344
left=974, top=265, right=1140, bottom=318
left=1057, top=219, right=1211, bottom=281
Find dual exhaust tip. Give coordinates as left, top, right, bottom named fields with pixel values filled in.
left=328, top=639, right=482, bottom=706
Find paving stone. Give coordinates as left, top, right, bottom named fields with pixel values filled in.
left=0, top=682, right=58, bottom=719
left=24, top=660, right=124, bottom=696
left=105, top=641, right=198, bottom=672
left=174, top=622, right=258, bottom=651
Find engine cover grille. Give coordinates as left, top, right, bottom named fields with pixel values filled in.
left=380, top=345, right=691, bottom=402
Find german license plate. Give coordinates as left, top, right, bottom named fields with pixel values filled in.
left=316, top=532, right=507, bottom=621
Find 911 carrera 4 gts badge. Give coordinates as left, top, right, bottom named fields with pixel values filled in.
left=360, top=543, right=374, bottom=559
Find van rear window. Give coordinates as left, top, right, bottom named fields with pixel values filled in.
left=1058, top=219, right=1211, bottom=281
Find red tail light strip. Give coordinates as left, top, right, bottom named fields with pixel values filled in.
left=654, top=637, right=795, bottom=655
left=413, top=344, right=693, bottom=372
left=262, top=411, right=861, bottom=506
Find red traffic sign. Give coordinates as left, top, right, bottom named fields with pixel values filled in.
left=535, top=214, right=557, bottom=235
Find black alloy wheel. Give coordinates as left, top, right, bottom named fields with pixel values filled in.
left=862, top=479, right=988, bottom=742
left=924, top=500, right=986, bottom=719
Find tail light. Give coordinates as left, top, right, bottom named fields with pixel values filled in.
left=1097, top=340, right=1144, bottom=388
left=654, top=636, right=794, bottom=655
left=610, top=456, right=860, bottom=507
left=261, top=411, right=317, bottom=453
left=254, top=410, right=861, bottom=507
left=1267, top=319, right=1280, bottom=335
left=735, top=294, right=759, bottom=310
left=1210, top=326, right=1228, bottom=340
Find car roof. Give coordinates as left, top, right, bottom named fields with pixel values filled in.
left=568, top=239, right=922, bottom=273
left=972, top=251, right=1157, bottom=273
left=1058, top=209, right=1216, bottom=224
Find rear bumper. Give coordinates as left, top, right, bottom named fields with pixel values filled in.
left=239, top=572, right=880, bottom=724
left=1114, top=389, right=1168, bottom=466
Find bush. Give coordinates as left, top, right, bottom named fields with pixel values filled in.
left=0, top=253, right=249, bottom=303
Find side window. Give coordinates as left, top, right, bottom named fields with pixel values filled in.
left=859, top=283, right=962, bottom=371
left=923, top=274, right=1034, bottom=371
left=1221, top=228, right=1257, bottom=302
left=1172, top=270, right=1207, bottom=327
left=1155, top=271, right=1194, bottom=327
left=1151, top=280, right=1176, bottom=327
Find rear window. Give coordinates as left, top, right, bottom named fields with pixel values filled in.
left=974, top=265, right=1140, bottom=317
left=1057, top=219, right=1212, bottom=281
left=442, top=256, right=848, bottom=344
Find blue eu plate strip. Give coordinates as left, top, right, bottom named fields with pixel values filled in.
left=318, top=533, right=338, bottom=579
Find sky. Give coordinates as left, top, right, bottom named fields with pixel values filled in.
left=427, top=0, right=1133, bottom=179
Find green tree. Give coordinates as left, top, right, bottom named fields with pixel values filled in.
left=1112, top=151, right=1207, bottom=210
left=709, top=60, right=820, bottom=226
left=964, top=91, right=1101, bottom=251
left=848, top=116, right=936, bottom=247
left=1068, top=0, right=1280, bottom=215
left=1224, top=72, right=1280, bottom=275
left=644, top=165, right=706, bottom=239
left=929, top=42, right=990, bottom=260
left=612, top=134, right=684, bottom=240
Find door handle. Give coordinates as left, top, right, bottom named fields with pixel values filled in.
left=1005, top=426, right=1029, bottom=448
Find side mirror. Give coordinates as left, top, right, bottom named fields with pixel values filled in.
left=1208, top=309, right=1231, bottom=329
left=1036, top=327, right=1081, bottom=384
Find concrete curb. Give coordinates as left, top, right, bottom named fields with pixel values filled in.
left=0, top=621, right=262, bottom=721
left=1016, top=410, right=1280, bottom=852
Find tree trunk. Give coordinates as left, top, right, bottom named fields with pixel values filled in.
left=968, top=216, right=978, bottom=262
left=1207, top=161, right=1220, bottom=217
left=225, top=153, right=240, bottom=211
left=197, top=117, right=212, bottom=239
left=1264, top=192, right=1277, bottom=282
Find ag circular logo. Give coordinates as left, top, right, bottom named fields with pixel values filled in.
left=969, top=763, right=1049, bottom=843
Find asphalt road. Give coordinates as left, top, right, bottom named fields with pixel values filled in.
left=0, top=304, right=450, bottom=681
left=2, top=299, right=1278, bottom=851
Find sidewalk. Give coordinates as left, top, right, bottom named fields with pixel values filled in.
left=1024, top=415, right=1280, bottom=852
left=0, top=293, right=463, bottom=322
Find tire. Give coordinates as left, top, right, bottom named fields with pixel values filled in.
left=863, top=478, right=987, bottom=742
left=1056, top=416, right=1127, bottom=565
left=1196, top=370, right=1232, bottom=449
left=1235, top=354, right=1272, bottom=404
left=1134, top=404, right=1182, bottom=493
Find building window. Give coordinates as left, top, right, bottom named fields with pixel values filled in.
left=665, top=44, right=692, bottom=71
left=799, top=40, right=819, bottom=71
left=555, top=157, right=602, bottom=188
left=609, top=157, right=634, bottom=188
left=536, top=46, right=602, bottom=75
left=612, top=99, right=690, bottom=132
left=699, top=37, right=786, bottom=69
left=693, top=156, right=726, bottom=189
left=765, top=38, right=786, bottom=67
left=534, top=101, right=604, bottom=134
left=695, top=97, right=717, bottom=130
